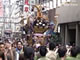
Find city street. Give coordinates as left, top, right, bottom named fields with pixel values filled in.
left=0, top=0, right=80, bottom=60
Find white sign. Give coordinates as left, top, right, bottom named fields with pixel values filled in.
left=29, top=0, right=35, bottom=5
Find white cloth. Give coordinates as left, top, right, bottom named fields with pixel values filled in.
left=36, top=43, right=41, bottom=48
left=46, top=50, right=57, bottom=60
left=15, top=52, right=19, bottom=60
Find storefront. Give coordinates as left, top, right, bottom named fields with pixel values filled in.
left=60, top=22, right=80, bottom=46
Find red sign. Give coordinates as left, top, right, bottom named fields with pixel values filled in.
left=25, top=0, right=29, bottom=5
left=25, top=7, right=28, bottom=12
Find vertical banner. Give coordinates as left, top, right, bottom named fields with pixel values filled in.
left=24, top=0, right=29, bottom=12
left=46, top=2, right=50, bottom=10
left=50, top=1, right=53, bottom=9
left=0, top=0, right=3, bottom=17
left=25, top=0, right=29, bottom=5
left=53, top=0, right=57, bottom=8
left=57, top=0, right=61, bottom=7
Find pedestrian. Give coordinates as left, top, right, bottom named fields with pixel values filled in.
left=38, top=46, right=50, bottom=60
left=46, top=42, right=57, bottom=60
left=57, top=46, right=67, bottom=60
left=14, top=41, right=24, bottom=60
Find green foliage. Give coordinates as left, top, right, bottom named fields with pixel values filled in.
left=49, top=32, right=62, bottom=45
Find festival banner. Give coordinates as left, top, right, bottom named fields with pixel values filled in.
left=25, top=0, right=29, bottom=5
left=24, top=0, right=29, bottom=12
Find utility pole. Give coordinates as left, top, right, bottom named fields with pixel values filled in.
left=9, top=0, right=11, bottom=29
left=9, top=0, right=12, bottom=37
left=2, top=4, right=5, bottom=38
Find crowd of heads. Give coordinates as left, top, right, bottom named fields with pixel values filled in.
left=0, top=38, right=80, bottom=60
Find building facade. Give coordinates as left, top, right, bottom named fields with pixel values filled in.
left=35, top=0, right=80, bottom=46
left=56, top=0, right=80, bottom=46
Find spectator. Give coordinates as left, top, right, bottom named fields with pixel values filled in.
left=0, top=42, right=5, bottom=53
left=12, top=42, right=17, bottom=49
left=46, top=42, right=57, bottom=60
left=57, top=46, right=67, bottom=60
left=38, top=46, right=50, bottom=60
left=34, top=46, right=41, bottom=60
left=14, top=41, right=24, bottom=60
left=66, top=47, right=78, bottom=60
left=76, top=46, right=80, bottom=59
left=24, top=47, right=34, bottom=60
left=5, top=42, right=14, bottom=60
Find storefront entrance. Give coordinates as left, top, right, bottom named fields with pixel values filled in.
left=69, top=29, right=76, bottom=46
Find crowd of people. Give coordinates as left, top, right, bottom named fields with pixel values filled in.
left=0, top=38, right=80, bottom=60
